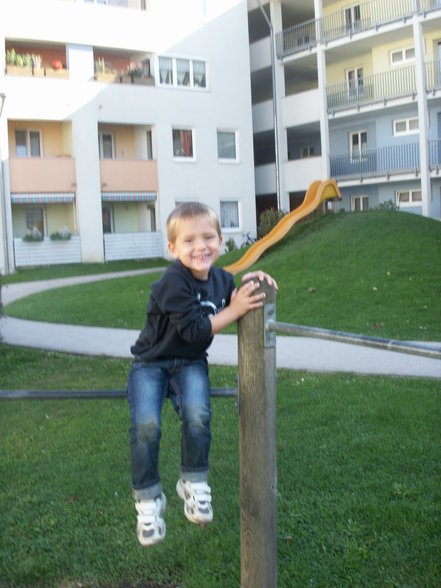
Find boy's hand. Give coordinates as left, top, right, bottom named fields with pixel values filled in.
left=230, top=280, right=266, bottom=317
left=241, top=271, right=278, bottom=292
left=210, top=279, right=268, bottom=335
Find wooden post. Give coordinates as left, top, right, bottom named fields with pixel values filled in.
left=238, top=280, right=277, bottom=588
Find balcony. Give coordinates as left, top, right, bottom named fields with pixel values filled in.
left=9, top=157, right=76, bottom=194
left=5, top=45, right=69, bottom=79
left=14, top=236, right=81, bottom=268
left=327, top=65, right=417, bottom=113
left=99, top=159, right=158, bottom=193
left=330, top=142, right=420, bottom=180
left=276, top=0, right=440, bottom=59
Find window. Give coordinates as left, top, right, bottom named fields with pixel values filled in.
left=347, top=67, right=363, bottom=99
left=396, top=189, right=422, bottom=207
left=99, top=132, right=114, bottom=159
left=217, top=130, right=237, bottom=160
left=393, top=117, right=419, bottom=136
left=300, top=145, right=314, bottom=158
left=220, top=201, right=239, bottom=229
left=176, top=59, right=190, bottom=87
left=146, top=130, right=153, bottom=160
left=159, top=56, right=173, bottom=85
left=193, top=60, right=206, bottom=88
left=351, top=195, right=368, bottom=212
left=102, top=205, right=114, bottom=233
left=158, top=56, right=207, bottom=89
left=350, top=130, right=367, bottom=161
left=25, top=207, right=45, bottom=234
left=172, top=128, right=194, bottom=158
left=345, top=5, right=361, bottom=32
left=391, top=47, right=415, bottom=66
left=15, top=129, right=41, bottom=157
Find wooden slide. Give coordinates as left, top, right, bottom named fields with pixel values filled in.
left=223, top=178, right=341, bottom=275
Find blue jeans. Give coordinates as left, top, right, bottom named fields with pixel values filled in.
left=127, top=358, right=212, bottom=500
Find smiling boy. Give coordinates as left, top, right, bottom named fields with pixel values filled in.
left=127, top=202, right=277, bottom=547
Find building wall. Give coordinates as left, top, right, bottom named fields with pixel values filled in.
left=0, top=0, right=256, bottom=272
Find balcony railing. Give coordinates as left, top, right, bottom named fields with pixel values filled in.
left=327, top=65, right=417, bottom=113
left=425, top=60, right=441, bottom=92
left=330, top=142, right=420, bottom=179
left=9, top=157, right=76, bottom=194
left=428, top=139, right=441, bottom=169
left=276, top=0, right=440, bottom=59
left=99, top=159, right=158, bottom=193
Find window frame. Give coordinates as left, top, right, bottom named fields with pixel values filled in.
left=346, top=66, right=364, bottom=99
left=217, top=129, right=238, bottom=162
left=157, top=56, right=207, bottom=90
left=396, top=189, right=422, bottom=207
left=350, top=130, right=368, bottom=162
left=25, top=206, right=46, bottom=235
left=300, top=145, right=315, bottom=158
left=393, top=117, right=419, bottom=136
left=98, top=132, right=114, bottom=159
left=351, top=195, right=369, bottom=212
left=390, top=46, right=415, bottom=66
left=220, top=200, right=240, bottom=230
left=102, top=204, right=114, bottom=234
left=15, top=128, right=42, bottom=158
left=172, top=127, right=195, bottom=160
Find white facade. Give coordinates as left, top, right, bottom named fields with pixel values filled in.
left=0, top=0, right=257, bottom=273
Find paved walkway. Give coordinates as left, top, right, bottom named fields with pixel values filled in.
left=2, top=270, right=441, bottom=379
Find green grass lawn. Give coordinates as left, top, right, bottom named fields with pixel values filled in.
left=1, top=346, right=440, bottom=588
left=1, top=209, right=441, bottom=587
left=4, top=210, right=441, bottom=341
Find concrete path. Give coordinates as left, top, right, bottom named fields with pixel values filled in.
left=2, top=271, right=441, bottom=378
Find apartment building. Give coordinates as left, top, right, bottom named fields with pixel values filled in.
left=248, top=0, right=441, bottom=220
left=0, top=0, right=256, bottom=274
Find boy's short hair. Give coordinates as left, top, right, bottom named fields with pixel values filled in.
left=166, top=202, right=221, bottom=244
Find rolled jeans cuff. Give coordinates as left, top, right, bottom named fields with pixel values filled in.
left=132, top=482, right=162, bottom=501
left=180, top=468, right=209, bottom=483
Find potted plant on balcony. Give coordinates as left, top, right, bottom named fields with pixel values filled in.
left=45, top=59, right=69, bottom=78
left=94, top=58, right=118, bottom=83
left=6, top=49, right=33, bottom=76
left=22, top=227, right=44, bottom=242
left=32, top=53, right=44, bottom=77
left=50, top=227, right=72, bottom=241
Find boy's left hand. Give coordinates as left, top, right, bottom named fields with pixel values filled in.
left=241, top=271, right=278, bottom=292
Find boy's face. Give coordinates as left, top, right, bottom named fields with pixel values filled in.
left=168, top=215, right=222, bottom=280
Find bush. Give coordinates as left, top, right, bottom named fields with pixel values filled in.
left=224, top=237, right=237, bottom=252
left=258, top=208, right=285, bottom=237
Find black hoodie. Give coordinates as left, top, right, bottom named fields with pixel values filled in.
left=131, top=260, right=235, bottom=361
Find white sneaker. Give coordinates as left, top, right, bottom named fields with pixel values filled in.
left=135, top=493, right=166, bottom=546
left=176, top=479, right=213, bottom=524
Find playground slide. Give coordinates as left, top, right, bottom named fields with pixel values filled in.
left=223, top=178, right=341, bottom=275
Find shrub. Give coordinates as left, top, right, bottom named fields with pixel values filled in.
left=224, top=238, right=237, bottom=252
left=258, top=208, right=285, bottom=238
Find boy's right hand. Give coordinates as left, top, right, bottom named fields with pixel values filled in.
left=230, top=280, right=266, bottom=318
left=209, top=280, right=266, bottom=335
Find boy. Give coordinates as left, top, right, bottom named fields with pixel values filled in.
left=127, top=202, right=277, bottom=546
